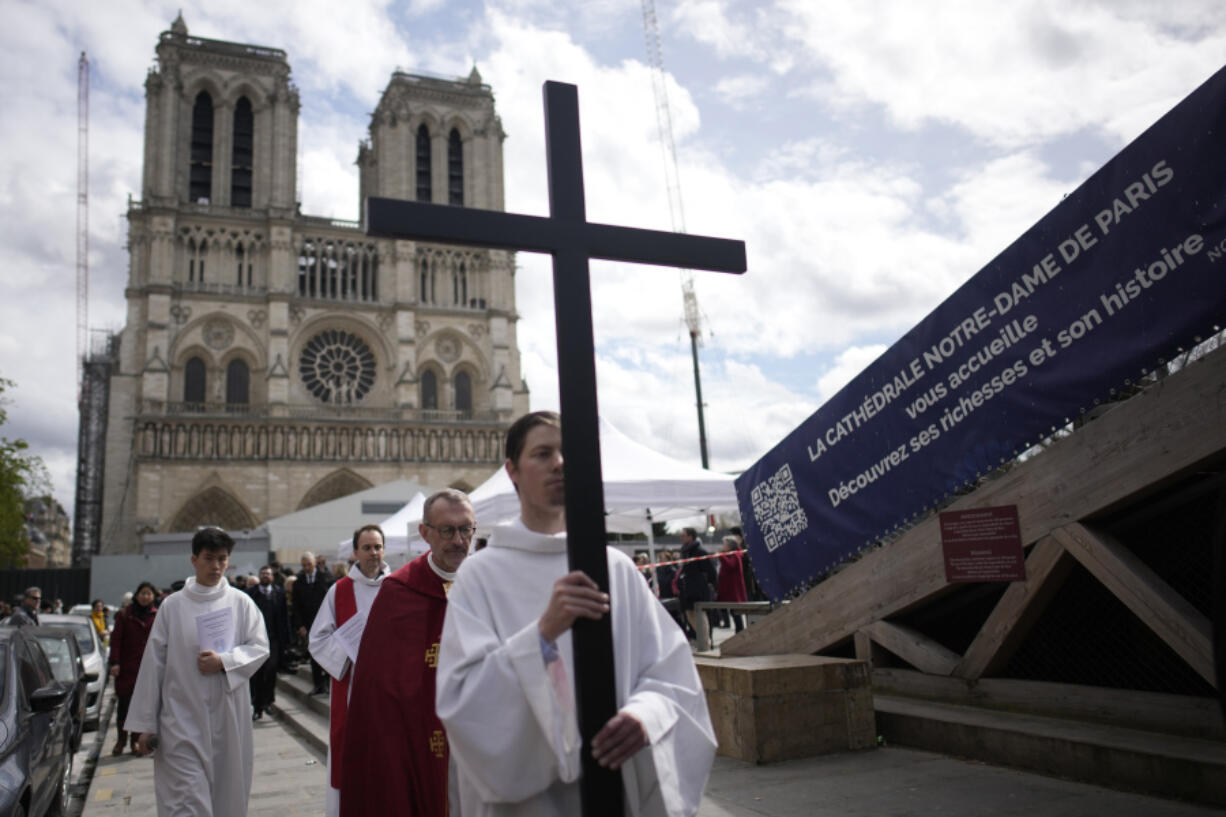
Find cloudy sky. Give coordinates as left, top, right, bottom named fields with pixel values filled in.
left=2, top=0, right=1223, bottom=518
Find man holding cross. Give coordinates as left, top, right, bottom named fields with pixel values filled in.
left=436, top=411, right=715, bottom=816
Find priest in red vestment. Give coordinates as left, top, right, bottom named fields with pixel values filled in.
left=339, top=488, right=475, bottom=816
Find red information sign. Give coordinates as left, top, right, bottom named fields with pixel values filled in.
left=939, top=505, right=1025, bottom=583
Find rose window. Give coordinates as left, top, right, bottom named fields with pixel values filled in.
left=299, top=330, right=376, bottom=404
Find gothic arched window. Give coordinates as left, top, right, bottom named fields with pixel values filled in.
left=231, top=96, right=253, bottom=208
left=226, top=359, right=249, bottom=406
left=190, top=92, right=214, bottom=203
left=421, top=370, right=438, bottom=410
left=454, top=371, right=472, bottom=413
left=448, top=129, right=463, bottom=206
left=416, top=124, right=432, bottom=202
left=184, top=357, right=206, bottom=405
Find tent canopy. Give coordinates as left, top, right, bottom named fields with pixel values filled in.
left=468, top=416, right=738, bottom=534
left=335, top=491, right=429, bottom=562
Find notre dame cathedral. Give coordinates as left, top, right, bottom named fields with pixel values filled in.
left=93, top=15, right=529, bottom=554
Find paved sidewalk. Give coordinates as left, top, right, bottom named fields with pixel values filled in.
left=699, top=747, right=1221, bottom=817
left=78, top=699, right=328, bottom=817
left=75, top=681, right=1219, bottom=817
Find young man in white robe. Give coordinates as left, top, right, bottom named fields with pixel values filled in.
left=436, top=411, right=716, bottom=817
left=127, top=527, right=270, bottom=817
left=308, top=523, right=392, bottom=817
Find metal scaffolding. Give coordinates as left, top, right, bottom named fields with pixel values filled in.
left=72, top=330, right=118, bottom=566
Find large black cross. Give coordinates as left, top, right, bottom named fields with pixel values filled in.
left=367, top=80, right=746, bottom=815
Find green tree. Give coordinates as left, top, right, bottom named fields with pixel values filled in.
left=0, top=378, right=50, bottom=568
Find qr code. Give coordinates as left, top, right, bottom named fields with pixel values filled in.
left=751, top=463, right=808, bottom=552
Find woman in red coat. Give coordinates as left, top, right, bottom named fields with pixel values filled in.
left=716, top=535, right=749, bottom=633
left=108, top=581, right=158, bottom=755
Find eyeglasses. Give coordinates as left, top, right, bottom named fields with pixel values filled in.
left=424, top=524, right=477, bottom=541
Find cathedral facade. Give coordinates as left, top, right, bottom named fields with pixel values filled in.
left=98, top=16, right=529, bottom=553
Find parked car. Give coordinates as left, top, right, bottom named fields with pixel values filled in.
left=27, top=629, right=90, bottom=753
left=34, top=616, right=105, bottom=731
left=0, top=626, right=75, bottom=817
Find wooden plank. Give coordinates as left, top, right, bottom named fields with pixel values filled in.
left=853, top=630, right=873, bottom=664
left=721, top=345, right=1226, bottom=658
left=1051, top=522, right=1216, bottom=687
left=872, top=667, right=1225, bottom=739
left=953, top=535, right=1073, bottom=680
left=863, top=620, right=961, bottom=676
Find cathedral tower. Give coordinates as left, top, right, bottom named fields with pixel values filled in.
left=98, top=17, right=529, bottom=552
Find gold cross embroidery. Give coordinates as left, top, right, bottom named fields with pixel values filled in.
left=442, top=580, right=452, bottom=595
left=430, top=730, right=446, bottom=758
left=425, top=642, right=439, bottom=668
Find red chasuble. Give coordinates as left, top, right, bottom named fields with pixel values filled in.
left=339, top=553, right=450, bottom=817
left=330, top=577, right=356, bottom=788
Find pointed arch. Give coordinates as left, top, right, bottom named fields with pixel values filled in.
left=169, top=486, right=257, bottom=532
left=448, top=128, right=463, bottom=206
left=416, top=123, right=432, bottom=202
left=454, top=369, right=472, bottom=413
left=231, top=96, right=254, bottom=208
left=190, top=91, right=214, bottom=203
left=420, top=368, right=439, bottom=410
left=297, top=468, right=374, bottom=511
left=184, top=356, right=206, bottom=404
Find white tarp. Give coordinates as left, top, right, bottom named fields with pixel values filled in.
left=467, top=416, right=739, bottom=533
left=335, top=491, right=429, bottom=563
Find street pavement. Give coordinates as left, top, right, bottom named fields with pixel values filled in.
left=72, top=688, right=326, bottom=817
left=70, top=682, right=1221, bottom=817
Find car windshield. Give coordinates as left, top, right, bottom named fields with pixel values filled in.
left=34, top=636, right=76, bottom=683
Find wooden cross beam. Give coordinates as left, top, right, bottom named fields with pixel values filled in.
left=367, top=80, right=746, bottom=816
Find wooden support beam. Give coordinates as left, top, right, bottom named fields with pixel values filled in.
left=862, top=620, right=961, bottom=676
left=854, top=629, right=892, bottom=670
left=1051, top=522, right=1216, bottom=688
left=954, top=535, right=1073, bottom=680
left=721, top=345, right=1226, bottom=659
left=872, top=668, right=1225, bottom=739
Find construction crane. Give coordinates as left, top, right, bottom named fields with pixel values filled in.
left=77, top=51, right=89, bottom=404
left=641, top=0, right=710, bottom=468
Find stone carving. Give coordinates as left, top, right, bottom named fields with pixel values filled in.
left=435, top=335, right=460, bottom=363
left=203, top=317, right=235, bottom=350
left=247, top=309, right=267, bottom=329
left=416, top=320, right=430, bottom=338
left=289, top=304, right=305, bottom=324
left=170, top=304, right=192, bottom=325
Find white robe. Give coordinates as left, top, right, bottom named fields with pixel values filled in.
left=436, top=518, right=716, bottom=817
left=126, top=577, right=270, bottom=817
left=308, top=561, right=391, bottom=817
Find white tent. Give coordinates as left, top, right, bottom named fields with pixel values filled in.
left=335, top=491, right=430, bottom=565
left=468, top=416, right=739, bottom=533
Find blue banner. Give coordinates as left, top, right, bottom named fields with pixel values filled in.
left=736, top=65, right=1226, bottom=602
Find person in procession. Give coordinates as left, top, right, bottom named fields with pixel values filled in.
left=339, top=490, right=473, bottom=816
left=309, top=523, right=393, bottom=817
left=293, top=550, right=334, bottom=694
left=109, top=581, right=159, bottom=755
left=248, top=565, right=290, bottom=720
left=126, top=527, right=270, bottom=817
left=436, top=411, right=715, bottom=816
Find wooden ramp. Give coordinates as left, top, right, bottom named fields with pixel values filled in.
left=721, top=345, right=1226, bottom=801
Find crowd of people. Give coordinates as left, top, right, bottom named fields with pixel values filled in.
left=3, top=409, right=766, bottom=816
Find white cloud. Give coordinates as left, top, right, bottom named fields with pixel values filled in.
left=816, top=345, right=888, bottom=402
left=712, top=74, right=769, bottom=109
